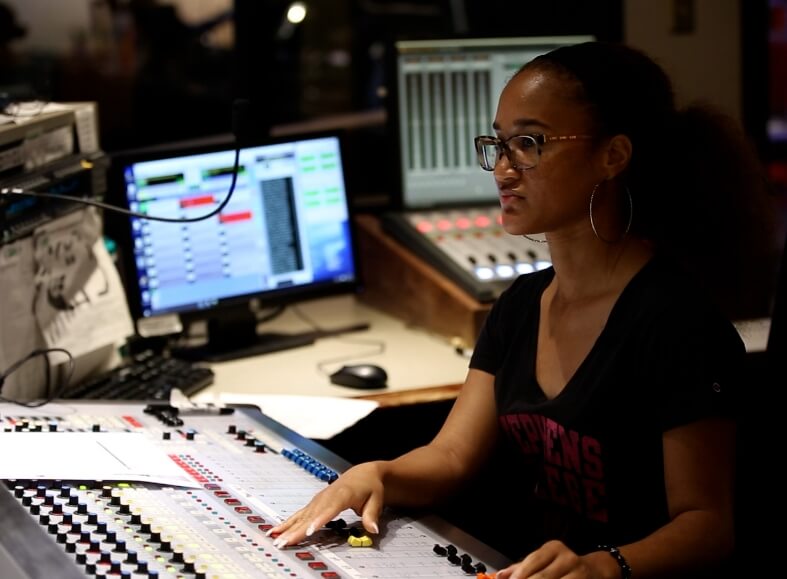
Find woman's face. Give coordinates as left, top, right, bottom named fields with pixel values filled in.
left=492, top=67, right=603, bottom=237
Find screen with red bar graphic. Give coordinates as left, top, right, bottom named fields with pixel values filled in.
left=119, top=134, right=357, bottom=319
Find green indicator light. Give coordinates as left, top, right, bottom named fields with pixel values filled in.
left=321, top=163, right=337, bottom=170
left=301, top=166, right=316, bottom=172
left=304, top=190, right=319, bottom=196
left=305, top=200, right=320, bottom=208
left=301, top=155, right=316, bottom=162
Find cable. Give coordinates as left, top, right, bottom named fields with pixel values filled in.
left=0, top=348, right=75, bottom=408
left=0, top=147, right=239, bottom=223
left=290, top=305, right=385, bottom=376
left=0, top=99, right=249, bottom=223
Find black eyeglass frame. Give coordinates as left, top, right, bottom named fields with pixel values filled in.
left=474, top=133, right=593, bottom=171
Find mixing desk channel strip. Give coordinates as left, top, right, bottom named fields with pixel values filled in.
left=0, top=401, right=509, bottom=578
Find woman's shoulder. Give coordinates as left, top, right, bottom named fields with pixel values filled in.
left=621, top=256, right=743, bottom=343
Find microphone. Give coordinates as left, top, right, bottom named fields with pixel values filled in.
left=0, top=100, right=250, bottom=223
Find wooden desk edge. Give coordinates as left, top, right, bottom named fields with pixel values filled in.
left=355, top=384, right=463, bottom=408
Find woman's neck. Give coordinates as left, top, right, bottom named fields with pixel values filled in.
left=546, top=235, right=654, bottom=304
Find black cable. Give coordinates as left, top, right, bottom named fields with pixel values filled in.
left=0, top=147, right=239, bottom=223
left=289, top=305, right=385, bottom=376
left=0, top=348, right=75, bottom=408
left=0, top=99, right=249, bottom=223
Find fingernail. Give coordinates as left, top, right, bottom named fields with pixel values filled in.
left=273, top=536, right=286, bottom=549
left=370, top=522, right=379, bottom=534
left=305, top=523, right=315, bottom=536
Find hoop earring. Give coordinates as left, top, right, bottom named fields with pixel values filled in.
left=523, top=233, right=548, bottom=244
left=589, top=184, right=633, bottom=244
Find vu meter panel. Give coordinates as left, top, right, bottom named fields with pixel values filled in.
left=0, top=402, right=509, bottom=579
left=383, top=207, right=552, bottom=302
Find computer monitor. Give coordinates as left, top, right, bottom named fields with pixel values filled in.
left=390, top=35, right=594, bottom=209
left=114, top=133, right=361, bottom=361
left=742, top=0, right=787, bottom=181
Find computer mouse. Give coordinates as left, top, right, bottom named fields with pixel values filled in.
left=329, top=364, right=388, bottom=390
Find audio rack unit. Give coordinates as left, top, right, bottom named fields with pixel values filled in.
left=0, top=401, right=509, bottom=579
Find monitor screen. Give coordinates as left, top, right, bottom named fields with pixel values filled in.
left=392, top=35, right=594, bottom=209
left=769, top=0, right=787, bottom=144
left=115, top=133, right=359, bottom=360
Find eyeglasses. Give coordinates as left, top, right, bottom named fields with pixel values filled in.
left=474, top=134, right=593, bottom=171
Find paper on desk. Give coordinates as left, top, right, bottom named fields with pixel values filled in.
left=199, top=393, right=378, bottom=440
left=33, top=209, right=134, bottom=358
left=0, top=432, right=201, bottom=488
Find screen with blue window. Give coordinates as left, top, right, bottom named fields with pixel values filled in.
left=116, top=134, right=359, bottom=360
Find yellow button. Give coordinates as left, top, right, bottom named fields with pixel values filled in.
left=347, top=535, right=373, bottom=547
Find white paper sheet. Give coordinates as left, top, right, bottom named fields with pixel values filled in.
left=194, top=393, right=379, bottom=440
left=33, top=210, right=134, bottom=358
left=0, top=432, right=201, bottom=488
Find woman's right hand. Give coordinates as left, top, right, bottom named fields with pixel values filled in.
left=268, top=460, right=387, bottom=548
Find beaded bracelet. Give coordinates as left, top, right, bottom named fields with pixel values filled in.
left=597, top=544, right=632, bottom=579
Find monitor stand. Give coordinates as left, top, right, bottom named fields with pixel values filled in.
left=170, top=304, right=369, bottom=363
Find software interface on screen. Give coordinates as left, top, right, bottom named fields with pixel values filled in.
left=122, top=136, right=356, bottom=318
left=770, top=0, right=787, bottom=143
left=395, top=36, right=593, bottom=209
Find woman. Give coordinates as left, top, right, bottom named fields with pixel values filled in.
left=269, top=41, right=775, bottom=578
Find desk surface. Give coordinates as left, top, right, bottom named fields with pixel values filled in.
left=188, top=295, right=772, bottom=410
left=191, top=295, right=470, bottom=407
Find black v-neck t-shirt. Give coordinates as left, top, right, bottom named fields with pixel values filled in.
left=470, top=257, right=743, bottom=555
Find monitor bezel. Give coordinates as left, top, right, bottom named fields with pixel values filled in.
left=109, top=129, right=363, bottom=328
left=383, top=34, right=595, bottom=211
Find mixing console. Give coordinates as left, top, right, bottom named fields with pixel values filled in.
left=0, top=401, right=509, bottom=579
left=383, top=207, right=551, bottom=302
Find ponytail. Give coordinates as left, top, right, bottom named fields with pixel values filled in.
left=656, top=103, right=778, bottom=319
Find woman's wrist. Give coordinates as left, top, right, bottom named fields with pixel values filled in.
left=596, top=545, right=632, bottom=579
left=582, top=549, right=626, bottom=579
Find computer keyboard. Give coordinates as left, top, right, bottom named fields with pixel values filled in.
left=62, top=351, right=215, bottom=401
